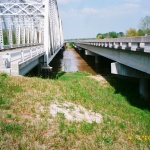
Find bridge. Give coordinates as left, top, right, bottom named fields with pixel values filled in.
left=0, top=0, right=64, bottom=75
left=74, top=36, right=150, bottom=100
left=0, top=1, right=150, bottom=100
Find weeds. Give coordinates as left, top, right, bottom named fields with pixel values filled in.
left=0, top=122, right=23, bottom=136
left=6, top=114, right=12, bottom=118
left=80, top=121, right=96, bottom=134
left=0, top=72, right=8, bottom=78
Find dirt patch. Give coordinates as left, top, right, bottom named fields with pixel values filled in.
left=50, top=101, right=102, bottom=123
left=89, top=75, right=108, bottom=82
left=89, top=75, right=110, bottom=87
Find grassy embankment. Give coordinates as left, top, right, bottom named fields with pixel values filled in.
left=0, top=72, right=150, bottom=150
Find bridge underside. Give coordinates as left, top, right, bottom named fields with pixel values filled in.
left=75, top=43, right=150, bottom=75
left=75, top=43, right=150, bottom=100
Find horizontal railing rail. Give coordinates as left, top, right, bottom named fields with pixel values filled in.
left=0, top=43, right=43, bottom=51
left=74, top=36, right=150, bottom=52
left=2, top=45, right=45, bottom=68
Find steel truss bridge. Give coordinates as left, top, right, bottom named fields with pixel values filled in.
left=0, top=0, right=64, bottom=75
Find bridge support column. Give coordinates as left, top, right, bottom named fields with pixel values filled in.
left=78, top=50, right=82, bottom=53
left=95, top=56, right=99, bottom=64
left=111, top=62, right=150, bottom=100
left=85, top=50, right=99, bottom=64
left=85, top=50, right=96, bottom=56
left=139, top=79, right=150, bottom=101
left=38, top=56, right=44, bottom=76
left=77, top=47, right=82, bottom=53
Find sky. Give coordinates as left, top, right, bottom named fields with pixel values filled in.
left=57, top=0, right=150, bottom=39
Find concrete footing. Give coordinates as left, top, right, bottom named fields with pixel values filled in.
left=41, top=65, right=53, bottom=78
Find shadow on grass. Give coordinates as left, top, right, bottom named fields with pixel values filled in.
left=51, top=71, right=66, bottom=79
left=75, top=48, right=150, bottom=111
left=104, top=75, right=150, bottom=111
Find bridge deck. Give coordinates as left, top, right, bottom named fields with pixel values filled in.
left=0, top=45, right=45, bottom=75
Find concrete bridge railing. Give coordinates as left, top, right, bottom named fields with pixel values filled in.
left=1, top=45, right=45, bottom=75
left=3, top=45, right=44, bottom=68
left=75, top=36, right=150, bottom=52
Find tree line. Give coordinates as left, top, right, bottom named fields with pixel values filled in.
left=96, top=16, right=150, bottom=39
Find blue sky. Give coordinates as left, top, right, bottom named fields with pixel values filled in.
left=57, top=0, right=150, bottom=39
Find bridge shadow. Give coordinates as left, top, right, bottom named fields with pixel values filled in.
left=75, top=48, right=150, bottom=111
left=105, top=75, right=150, bottom=110
left=49, top=49, right=66, bottom=79
left=26, top=49, right=66, bottom=79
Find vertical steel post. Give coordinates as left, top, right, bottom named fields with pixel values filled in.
left=0, top=17, right=4, bottom=50
left=44, top=0, right=51, bottom=65
left=26, top=27, right=30, bottom=46
left=8, top=17, right=13, bottom=48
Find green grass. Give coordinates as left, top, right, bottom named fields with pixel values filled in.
left=0, top=122, right=23, bottom=136
left=0, top=72, right=150, bottom=150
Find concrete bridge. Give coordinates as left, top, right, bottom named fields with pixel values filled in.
left=74, top=36, right=150, bottom=100
left=0, top=0, right=64, bottom=75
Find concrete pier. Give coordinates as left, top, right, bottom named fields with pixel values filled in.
left=139, top=79, right=150, bottom=101
left=95, top=56, right=99, bottom=64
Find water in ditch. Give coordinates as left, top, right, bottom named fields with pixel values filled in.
left=50, top=48, right=112, bottom=76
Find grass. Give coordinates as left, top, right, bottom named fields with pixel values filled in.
left=0, top=72, right=150, bottom=150
left=65, top=42, right=74, bottom=49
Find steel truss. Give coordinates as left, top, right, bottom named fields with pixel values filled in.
left=0, top=0, right=64, bottom=64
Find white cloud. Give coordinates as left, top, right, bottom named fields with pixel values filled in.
left=57, top=0, right=69, bottom=4
left=82, top=3, right=140, bottom=18
left=143, top=10, right=150, bottom=15
left=59, top=1, right=141, bottom=18
left=123, top=0, right=141, bottom=2
left=59, top=8, right=80, bottom=17
left=58, top=0, right=82, bottom=4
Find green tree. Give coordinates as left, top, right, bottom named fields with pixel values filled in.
left=102, top=33, right=110, bottom=39
left=109, top=32, right=118, bottom=38
left=96, top=33, right=103, bottom=39
left=136, top=29, right=145, bottom=36
left=145, top=28, right=150, bottom=34
left=126, top=28, right=137, bottom=37
left=117, top=32, right=124, bottom=37
left=139, top=16, right=150, bottom=33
